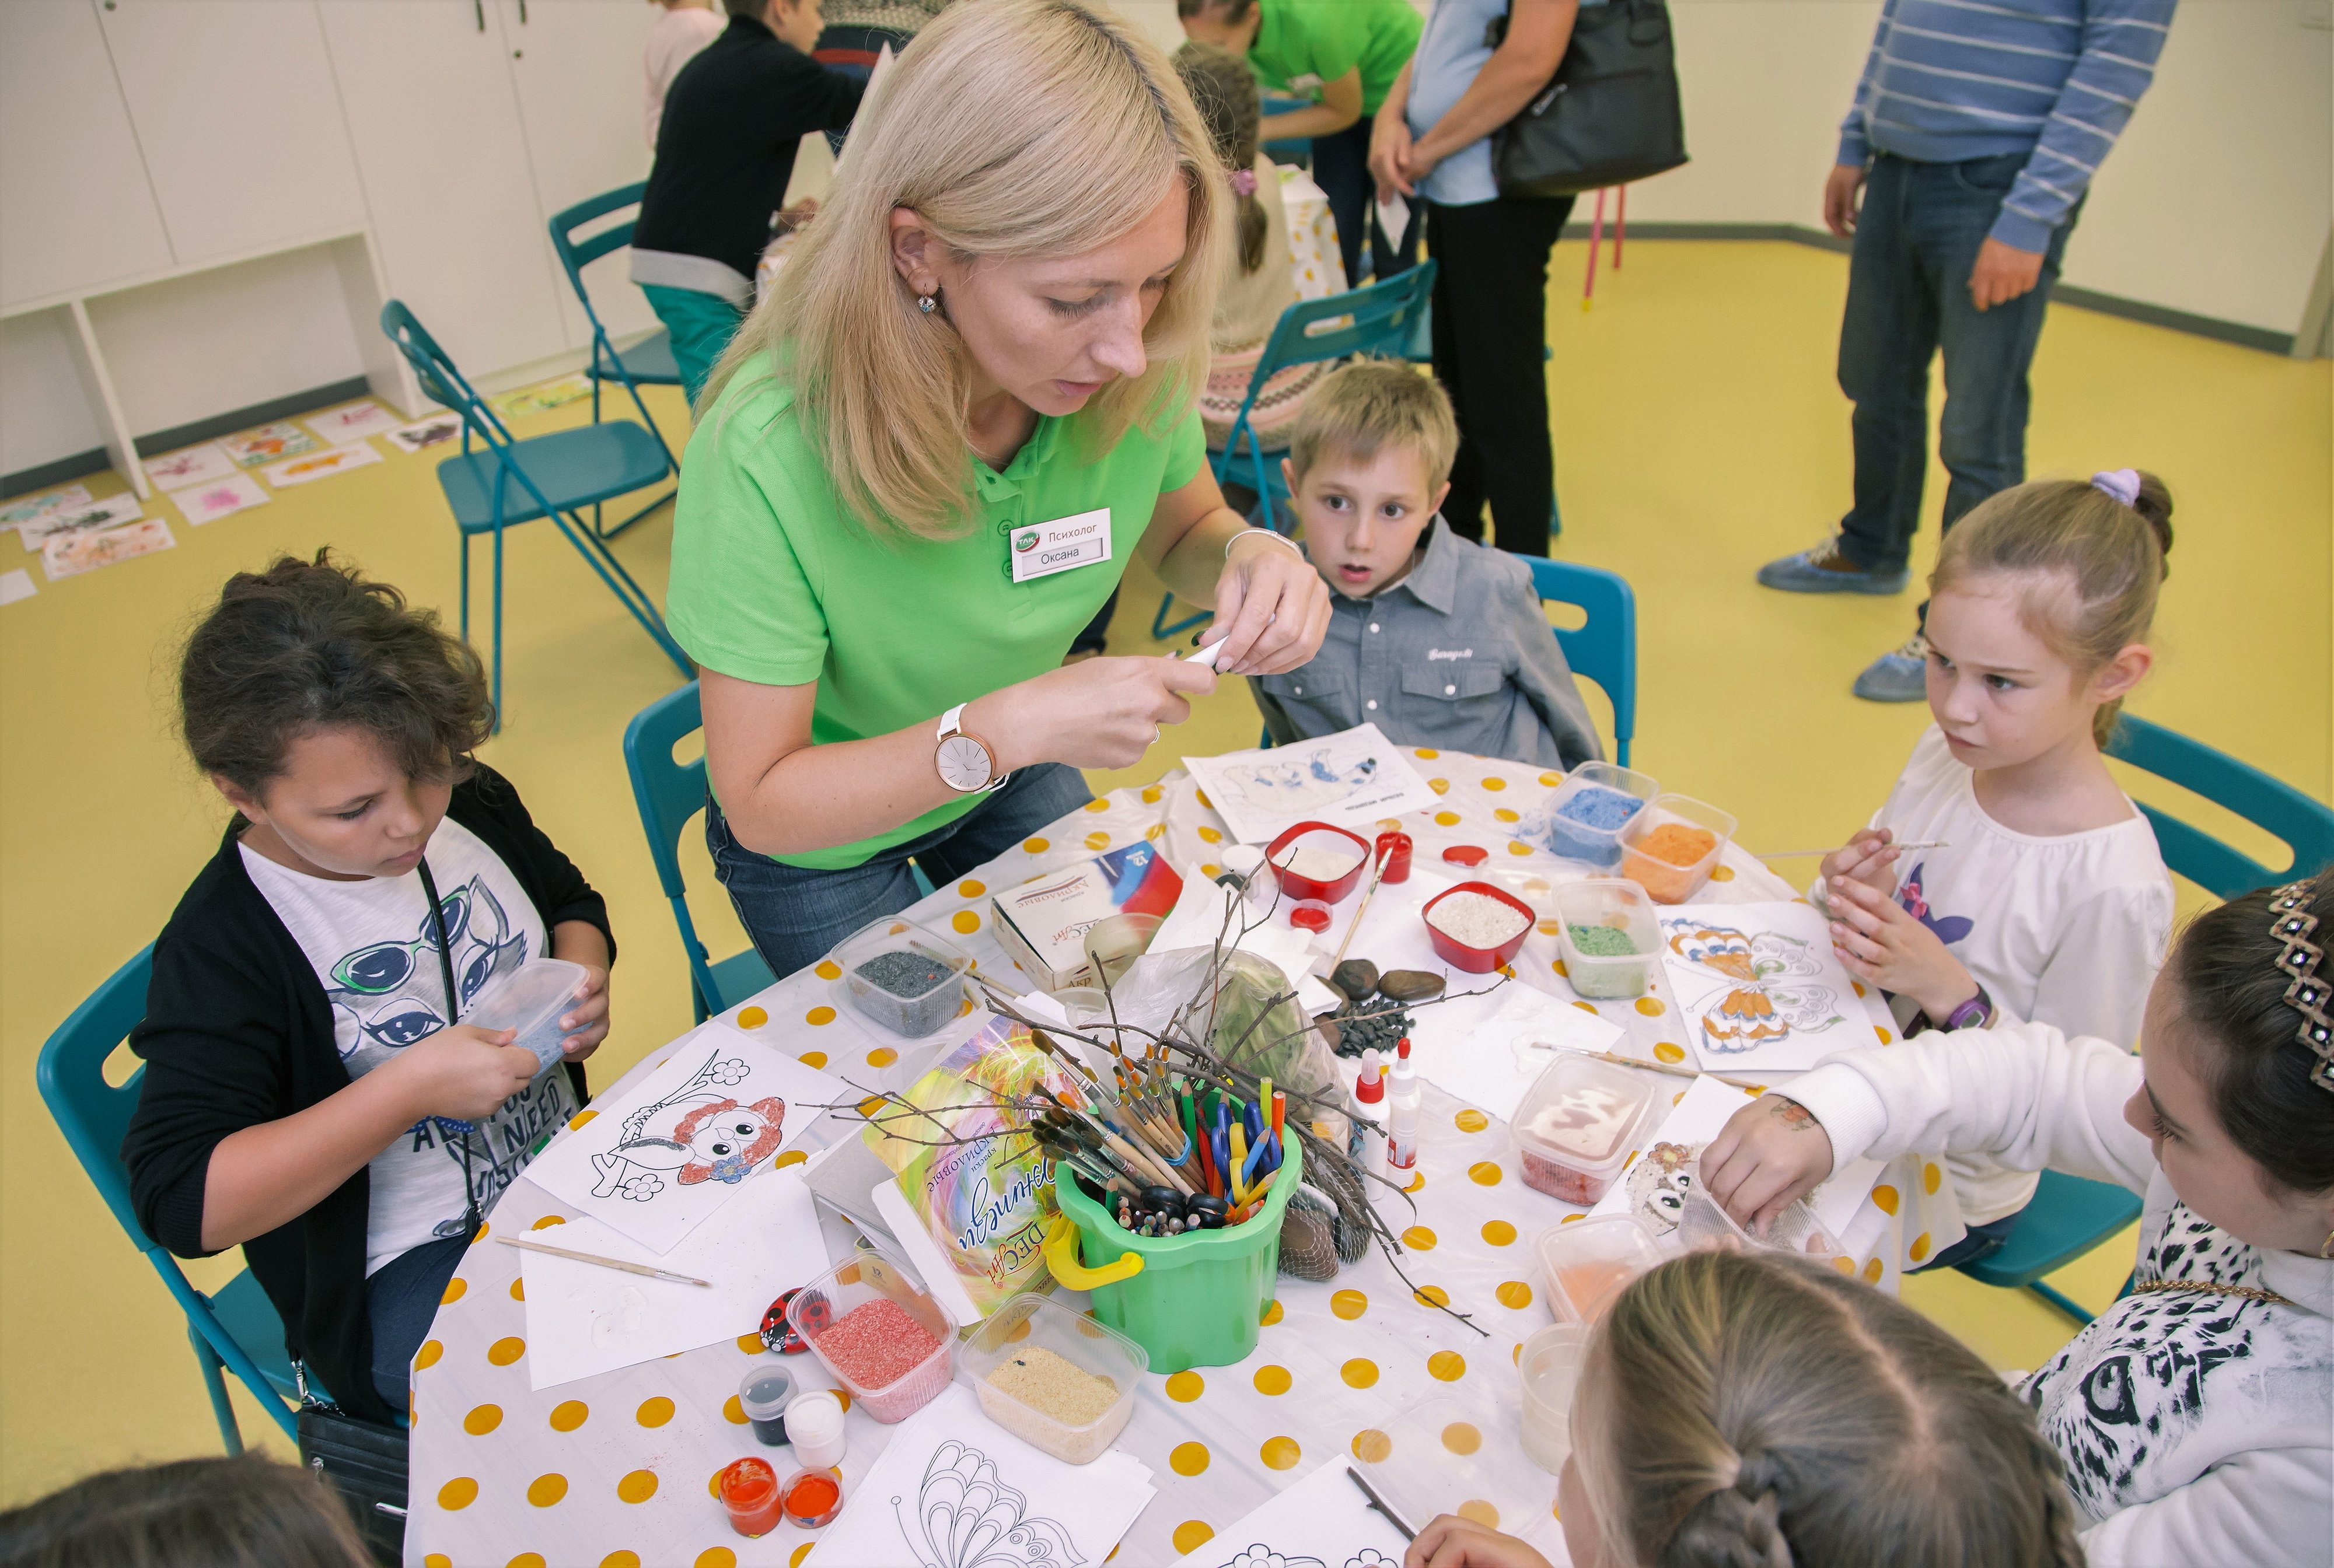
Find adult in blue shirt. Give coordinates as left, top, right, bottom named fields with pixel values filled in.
left=1369, top=0, right=1579, bottom=559
left=1756, top=0, right=2175, bottom=702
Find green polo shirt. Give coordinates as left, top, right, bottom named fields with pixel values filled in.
left=668, top=368, right=1207, bottom=869
left=1248, top=0, right=1422, bottom=117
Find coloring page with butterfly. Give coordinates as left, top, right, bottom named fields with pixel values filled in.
left=1168, top=1458, right=1406, bottom=1568
left=526, top=1021, right=848, bottom=1252
left=813, top=1384, right=1156, bottom=1566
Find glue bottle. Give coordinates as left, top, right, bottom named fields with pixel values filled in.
left=1350, top=1052, right=1389, bottom=1181
left=1386, top=1037, right=1421, bottom=1173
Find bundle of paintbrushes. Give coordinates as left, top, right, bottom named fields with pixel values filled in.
left=1022, top=1020, right=1295, bottom=1236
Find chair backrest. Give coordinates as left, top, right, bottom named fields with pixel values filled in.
left=34, top=946, right=158, bottom=1245
left=1524, top=555, right=1638, bottom=767
left=621, top=680, right=724, bottom=1012
left=2105, top=715, right=2334, bottom=898
left=547, top=183, right=646, bottom=340
left=378, top=299, right=514, bottom=457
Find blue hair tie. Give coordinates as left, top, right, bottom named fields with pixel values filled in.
left=2090, top=469, right=2141, bottom=508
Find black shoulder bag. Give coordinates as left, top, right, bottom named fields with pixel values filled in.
left=1487, top=0, right=1689, bottom=198
left=294, top=859, right=470, bottom=1566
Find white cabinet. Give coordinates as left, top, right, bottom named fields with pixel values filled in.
left=498, top=0, right=660, bottom=348
left=96, top=0, right=368, bottom=265
left=0, top=0, right=174, bottom=307
left=317, top=0, right=570, bottom=377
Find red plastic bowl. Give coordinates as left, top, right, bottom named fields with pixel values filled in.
left=1264, top=821, right=1372, bottom=904
left=1421, top=881, right=1537, bottom=972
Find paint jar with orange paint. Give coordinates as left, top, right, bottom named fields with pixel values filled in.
left=718, top=1456, right=782, bottom=1536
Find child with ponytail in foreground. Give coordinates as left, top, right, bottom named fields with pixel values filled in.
left=1812, top=469, right=2176, bottom=1266
left=1706, top=879, right=2334, bottom=1565
left=1403, top=1248, right=2084, bottom=1567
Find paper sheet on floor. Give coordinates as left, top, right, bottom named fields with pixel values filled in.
left=172, top=472, right=270, bottom=526
left=222, top=421, right=319, bottom=467
left=263, top=442, right=383, bottom=487
left=20, top=494, right=139, bottom=550
left=302, top=400, right=402, bottom=444
left=43, top=519, right=174, bottom=580
left=812, top=1384, right=1155, bottom=1563
left=0, top=485, right=90, bottom=531
left=525, top=1022, right=846, bottom=1253
left=1406, top=978, right=1626, bottom=1124
left=387, top=414, right=464, bottom=454
left=142, top=443, right=237, bottom=491
left=0, top=569, right=34, bottom=606
left=518, top=1161, right=825, bottom=1389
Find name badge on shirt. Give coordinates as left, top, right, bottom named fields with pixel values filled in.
left=1008, top=507, right=1112, bottom=584
left=1287, top=72, right=1323, bottom=93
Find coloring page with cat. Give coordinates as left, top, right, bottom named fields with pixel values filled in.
left=1168, top=1458, right=1407, bottom=1568
left=526, top=1020, right=847, bottom=1252
left=812, top=1384, right=1156, bottom=1566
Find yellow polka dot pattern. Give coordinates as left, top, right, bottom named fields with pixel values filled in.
left=1414, top=1284, right=1450, bottom=1307
left=1415, top=748, right=1439, bottom=758
left=805, top=1005, right=837, bottom=1026
left=737, top=1005, right=770, bottom=1027
left=952, top=910, right=981, bottom=935
left=1863, top=1256, right=1885, bottom=1284
left=438, top=1477, right=479, bottom=1510
left=1351, top=1428, right=1393, bottom=1462
left=486, top=1336, right=525, bottom=1366
left=549, top=1399, right=588, bottom=1431
left=567, top=1110, right=597, bottom=1130
left=866, top=1046, right=899, bottom=1068
left=798, top=1051, right=827, bottom=1069
left=1172, top=1522, right=1217, bottom=1553
left=1259, top=1300, right=1283, bottom=1326
left=697, top=1551, right=736, bottom=1568
left=1170, top=1441, right=1211, bottom=1476
left=790, top=1547, right=816, bottom=1568
left=1165, top=1370, right=1204, bottom=1402
left=1402, top=1225, right=1437, bottom=1251
left=1654, top=1041, right=1686, bottom=1063
left=1435, top=810, right=1461, bottom=826
left=616, top=1469, right=658, bottom=1504
left=1871, top=1185, right=1899, bottom=1216
left=636, top=1395, right=675, bottom=1427
left=414, top=1339, right=443, bottom=1370
left=1468, top=1161, right=1503, bottom=1186
left=1494, top=807, right=1520, bottom=823
left=1023, top=837, right=1050, bottom=853
left=1482, top=776, right=1507, bottom=792
left=1482, top=1219, right=1517, bottom=1246
left=1909, top=1231, right=1933, bottom=1263
left=530, top=1214, right=566, bottom=1230
left=1253, top=1365, right=1291, bottom=1395
left=1636, top=996, right=1666, bottom=1016
left=1497, top=1280, right=1535, bottom=1308
left=1084, top=831, right=1110, bottom=850
left=604, top=1555, right=641, bottom=1568
left=958, top=878, right=986, bottom=897
left=527, top=1473, right=567, bottom=1507
left=1428, top=1350, right=1467, bottom=1381
left=1443, top=1422, right=1483, bottom=1455
left=1458, top=1499, right=1502, bottom=1530
left=1341, top=1358, right=1379, bottom=1388
left=1429, top=779, right=1450, bottom=795
left=463, top=1404, right=502, bottom=1435
left=1453, top=1108, right=1489, bottom=1133
left=1330, top=1289, right=1367, bottom=1320
left=1084, top=798, right=1109, bottom=813
left=1923, top=1161, right=1942, bottom=1194
left=1260, top=1435, right=1302, bottom=1470
left=510, top=1553, right=547, bottom=1568
left=441, top=1278, right=467, bottom=1305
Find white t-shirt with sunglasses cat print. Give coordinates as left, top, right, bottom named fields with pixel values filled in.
left=242, top=817, right=575, bottom=1275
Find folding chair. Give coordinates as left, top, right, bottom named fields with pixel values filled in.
left=34, top=948, right=308, bottom=1451
left=1522, top=556, right=1638, bottom=768
left=380, top=301, right=693, bottom=720
left=547, top=183, right=683, bottom=539
left=1955, top=715, right=2334, bottom=1323
left=1155, top=263, right=1437, bottom=641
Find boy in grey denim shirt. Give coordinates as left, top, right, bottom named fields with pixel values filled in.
left=1249, top=362, right=1603, bottom=769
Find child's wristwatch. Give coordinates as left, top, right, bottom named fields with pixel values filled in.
left=934, top=704, right=1008, bottom=794
left=1939, top=986, right=1993, bottom=1032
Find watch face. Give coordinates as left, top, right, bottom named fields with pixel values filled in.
left=937, top=733, right=993, bottom=792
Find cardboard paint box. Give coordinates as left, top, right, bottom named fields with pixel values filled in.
left=990, top=841, right=1185, bottom=992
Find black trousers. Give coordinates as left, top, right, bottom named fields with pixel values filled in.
left=1311, top=120, right=1421, bottom=286
left=1426, top=195, right=1573, bottom=556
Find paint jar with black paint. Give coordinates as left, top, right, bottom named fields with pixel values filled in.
left=737, top=1358, right=794, bottom=1446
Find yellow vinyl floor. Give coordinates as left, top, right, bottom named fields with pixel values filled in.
left=2, top=239, right=2325, bottom=1504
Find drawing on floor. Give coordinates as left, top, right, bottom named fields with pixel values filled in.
left=222, top=422, right=319, bottom=467
left=142, top=443, right=237, bottom=491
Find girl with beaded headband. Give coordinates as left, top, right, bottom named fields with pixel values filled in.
left=1808, top=468, right=2178, bottom=1270
left=1703, top=874, right=2334, bottom=1566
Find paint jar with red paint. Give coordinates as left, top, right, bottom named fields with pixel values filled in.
left=780, top=1466, right=845, bottom=1528
left=718, top=1456, right=782, bottom=1536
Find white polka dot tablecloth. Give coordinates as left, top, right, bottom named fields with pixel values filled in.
left=407, top=755, right=1959, bottom=1566
left=1279, top=166, right=1348, bottom=303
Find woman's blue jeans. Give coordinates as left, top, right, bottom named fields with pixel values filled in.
left=1835, top=152, right=2081, bottom=574
left=706, top=763, right=1096, bottom=980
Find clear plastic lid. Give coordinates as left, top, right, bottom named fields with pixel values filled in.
left=461, top=957, right=589, bottom=1070
left=1512, top=1055, right=1659, bottom=1171
left=736, top=1357, right=795, bottom=1419
left=1533, top=1215, right=1667, bottom=1322
left=1675, top=1187, right=1844, bottom=1264
left=1620, top=793, right=1739, bottom=905
left=1543, top=761, right=1662, bottom=866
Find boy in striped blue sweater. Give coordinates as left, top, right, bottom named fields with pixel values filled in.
left=1757, top=0, right=2175, bottom=702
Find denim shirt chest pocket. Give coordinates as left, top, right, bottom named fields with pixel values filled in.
left=1399, top=659, right=1505, bottom=705
left=1255, top=663, right=1354, bottom=732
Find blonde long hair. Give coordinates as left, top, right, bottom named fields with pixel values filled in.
left=1578, top=1250, right=2084, bottom=1568
left=702, top=0, right=1223, bottom=540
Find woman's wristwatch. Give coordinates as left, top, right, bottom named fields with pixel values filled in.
left=934, top=704, right=1009, bottom=794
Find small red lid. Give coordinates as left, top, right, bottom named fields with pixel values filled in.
left=1354, top=1064, right=1385, bottom=1103
left=1442, top=844, right=1489, bottom=867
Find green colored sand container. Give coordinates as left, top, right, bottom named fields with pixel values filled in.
left=1048, top=1138, right=1301, bottom=1373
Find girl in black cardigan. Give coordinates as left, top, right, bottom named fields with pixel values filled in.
left=124, top=554, right=616, bottom=1423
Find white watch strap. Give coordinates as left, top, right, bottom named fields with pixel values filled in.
left=939, top=702, right=966, bottom=740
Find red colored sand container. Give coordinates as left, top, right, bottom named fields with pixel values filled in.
left=719, top=1457, right=782, bottom=1536
left=1421, top=881, right=1537, bottom=972
left=1264, top=821, right=1371, bottom=903
left=785, top=1255, right=954, bottom=1424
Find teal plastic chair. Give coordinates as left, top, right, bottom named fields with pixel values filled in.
left=1523, top=556, right=1637, bottom=768
left=34, top=948, right=306, bottom=1450
left=1156, top=265, right=1437, bottom=641
left=1955, top=715, right=2334, bottom=1323
left=623, top=682, right=780, bottom=1023
left=380, top=301, right=691, bottom=720
left=623, top=682, right=934, bottom=1021
left=547, top=183, right=682, bottom=540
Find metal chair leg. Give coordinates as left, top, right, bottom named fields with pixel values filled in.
left=548, top=507, right=692, bottom=676
left=491, top=522, right=506, bottom=724
left=189, top=1322, right=245, bottom=1454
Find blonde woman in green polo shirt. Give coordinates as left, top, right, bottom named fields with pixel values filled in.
left=669, top=0, right=1332, bottom=978
left=1178, top=0, right=1424, bottom=287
